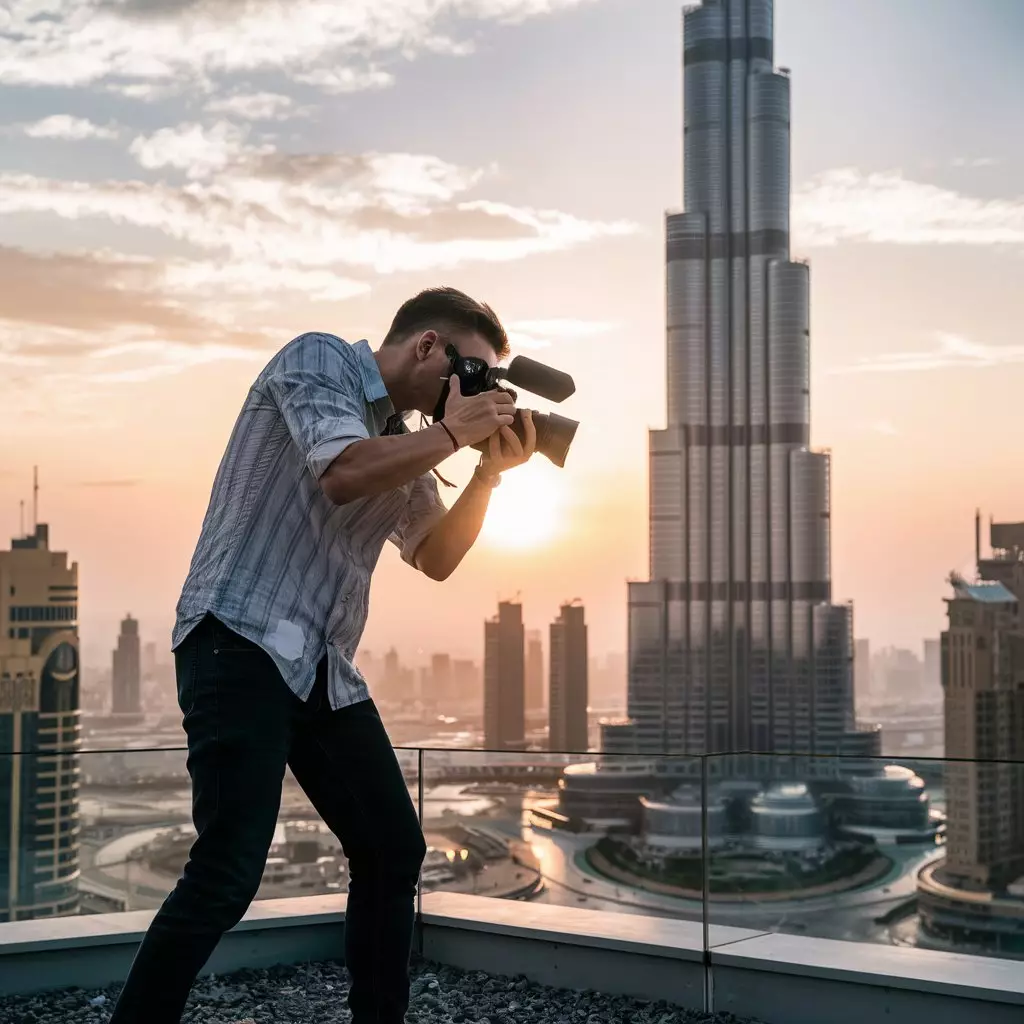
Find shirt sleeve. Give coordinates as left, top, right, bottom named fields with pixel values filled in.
left=261, top=334, right=370, bottom=480
left=389, top=473, right=448, bottom=566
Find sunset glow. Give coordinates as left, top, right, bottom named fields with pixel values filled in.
left=480, top=462, right=566, bottom=550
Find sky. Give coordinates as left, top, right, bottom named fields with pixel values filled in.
left=1, top=0, right=1022, bottom=672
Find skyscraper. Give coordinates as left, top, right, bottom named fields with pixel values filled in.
left=603, top=0, right=879, bottom=768
left=430, top=653, right=453, bottom=706
left=525, top=630, right=544, bottom=715
left=854, top=638, right=872, bottom=707
left=942, top=520, right=1024, bottom=888
left=484, top=601, right=525, bottom=750
left=112, top=614, right=141, bottom=715
left=0, top=522, right=81, bottom=920
left=549, top=603, right=588, bottom=753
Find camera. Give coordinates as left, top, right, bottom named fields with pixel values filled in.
left=432, top=344, right=579, bottom=467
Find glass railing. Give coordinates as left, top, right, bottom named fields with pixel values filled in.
left=3, top=744, right=1024, bottom=971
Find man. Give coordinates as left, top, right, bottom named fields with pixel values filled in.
left=110, top=287, right=535, bottom=1024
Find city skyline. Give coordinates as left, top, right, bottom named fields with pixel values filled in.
left=1, top=0, right=1023, bottom=669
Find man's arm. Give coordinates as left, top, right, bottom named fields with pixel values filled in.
left=410, top=415, right=536, bottom=581
left=411, top=467, right=499, bottom=581
left=320, top=374, right=515, bottom=505
left=320, top=425, right=457, bottom=505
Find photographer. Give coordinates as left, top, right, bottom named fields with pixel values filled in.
left=110, top=287, right=535, bottom=1024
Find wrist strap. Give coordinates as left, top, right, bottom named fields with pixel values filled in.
left=437, top=421, right=460, bottom=452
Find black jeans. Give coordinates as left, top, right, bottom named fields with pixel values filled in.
left=109, top=614, right=426, bottom=1024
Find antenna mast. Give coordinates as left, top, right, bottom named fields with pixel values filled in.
left=33, top=466, right=39, bottom=532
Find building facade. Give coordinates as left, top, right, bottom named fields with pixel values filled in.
left=0, top=523, right=81, bottom=921
left=601, top=0, right=879, bottom=771
left=549, top=603, right=588, bottom=753
left=525, top=630, right=544, bottom=716
left=484, top=602, right=525, bottom=750
left=111, top=614, right=141, bottom=715
left=942, top=522, right=1024, bottom=889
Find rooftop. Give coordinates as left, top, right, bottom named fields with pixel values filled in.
left=2, top=891, right=1023, bottom=1024
left=951, top=578, right=1017, bottom=603
left=0, top=957, right=750, bottom=1024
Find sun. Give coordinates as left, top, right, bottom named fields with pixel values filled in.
left=480, top=460, right=565, bottom=550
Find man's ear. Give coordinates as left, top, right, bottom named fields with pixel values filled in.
left=415, top=329, right=439, bottom=362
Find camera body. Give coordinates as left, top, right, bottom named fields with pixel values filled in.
left=432, top=344, right=579, bottom=467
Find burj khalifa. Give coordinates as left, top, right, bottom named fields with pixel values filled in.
left=603, top=0, right=880, bottom=770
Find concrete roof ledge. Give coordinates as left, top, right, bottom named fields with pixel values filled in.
left=0, top=893, right=349, bottom=956
left=419, top=890, right=759, bottom=961
left=711, top=929, right=1024, bottom=1004
left=1, top=894, right=1023, bottom=1024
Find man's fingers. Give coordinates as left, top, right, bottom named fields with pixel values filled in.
left=496, top=412, right=515, bottom=427
left=499, top=425, right=523, bottom=458
left=490, top=390, right=515, bottom=406
left=522, top=408, right=537, bottom=454
left=448, top=373, right=461, bottom=396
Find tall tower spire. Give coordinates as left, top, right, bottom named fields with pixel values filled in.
left=603, top=0, right=880, bottom=771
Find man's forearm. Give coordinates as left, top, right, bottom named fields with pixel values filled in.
left=321, top=424, right=455, bottom=504
left=413, top=470, right=495, bottom=581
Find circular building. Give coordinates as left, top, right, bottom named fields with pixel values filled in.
left=557, top=759, right=659, bottom=830
left=749, top=783, right=825, bottom=852
left=839, top=764, right=933, bottom=842
left=640, top=785, right=729, bottom=852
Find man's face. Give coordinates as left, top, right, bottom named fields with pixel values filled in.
left=425, top=330, right=499, bottom=416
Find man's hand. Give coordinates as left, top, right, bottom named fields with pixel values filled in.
left=443, top=375, right=515, bottom=447
left=479, top=410, right=536, bottom=477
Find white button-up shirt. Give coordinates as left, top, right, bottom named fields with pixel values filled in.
left=172, top=332, right=447, bottom=708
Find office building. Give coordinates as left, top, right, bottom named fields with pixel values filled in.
left=941, top=520, right=1024, bottom=888
left=111, top=614, right=141, bottom=715
left=430, top=653, right=453, bottom=706
left=923, top=637, right=941, bottom=696
left=601, top=0, right=879, bottom=769
left=549, top=602, right=588, bottom=752
left=452, top=658, right=480, bottom=707
left=854, top=638, right=872, bottom=707
left=484, top=602, right=525, bottom=750
left=0, top=521, right=81, bottom=921
left=525, top=630, right=544, bottom=715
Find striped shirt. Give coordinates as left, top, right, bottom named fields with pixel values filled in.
left=172, top=332, right=447, bottom=709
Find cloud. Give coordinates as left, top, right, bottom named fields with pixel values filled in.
left=103, top=80, right=183, bottom=101
left=507, top=318, right=615, bottom=350
left=129, top=121, right=266, bottom=178
left=17, top=115, right=120, bottom=140
left=869, top=420, right=899, bottom=436
left=0, top=150, right=636, bottom=275
left=0, top=0, right=595, bottom=93
left=85, top=339, right=272, bottom=383
left=204, top=91, right=305, bottom=121
left=831, top=332, right=1024, bottom=375
left=293, top=67, right=395, bottom=94
left=793, top=169, right=1024, bottom=248
left=951, top=157, right=996, bottom=169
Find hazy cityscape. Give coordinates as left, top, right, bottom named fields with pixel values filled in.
left=1, top=0, right=1023, bottom=1021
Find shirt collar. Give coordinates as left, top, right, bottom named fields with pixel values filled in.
left=352, top=339, right=393, bottom=412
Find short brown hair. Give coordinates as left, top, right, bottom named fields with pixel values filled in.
left=382, top=286, right=509, bottom=359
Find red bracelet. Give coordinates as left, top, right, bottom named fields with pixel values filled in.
left=438, top=421, right=460, bottom=452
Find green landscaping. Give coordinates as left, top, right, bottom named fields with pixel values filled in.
left=590, top=836, right=892, bottom=896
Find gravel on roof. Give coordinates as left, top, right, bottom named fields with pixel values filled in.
left=0, top=957, right=762, bottom=1024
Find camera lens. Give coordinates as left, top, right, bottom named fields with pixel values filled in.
left=513, top=410, right=578, bottom=468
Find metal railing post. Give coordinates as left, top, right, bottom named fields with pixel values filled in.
left=415, top=747, right=425, bottom=957
left=700, top=753, right=712, bottom=1013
